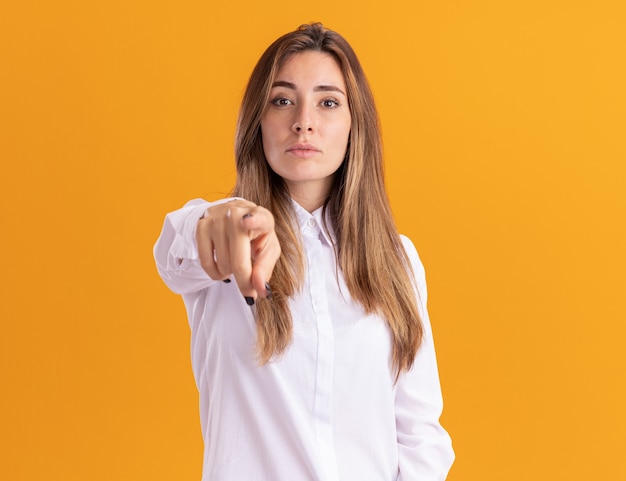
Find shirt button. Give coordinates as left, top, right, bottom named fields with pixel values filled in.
left=307, top=219, right=316, bottom=227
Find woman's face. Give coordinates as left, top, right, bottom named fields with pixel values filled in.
left=261, top=51, right=351, bottom=210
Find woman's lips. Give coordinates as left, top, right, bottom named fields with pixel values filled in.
left=286, top=143, right=321, bottom=159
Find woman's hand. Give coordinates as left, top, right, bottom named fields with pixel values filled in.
left=196, top=200, right=280, bottom=303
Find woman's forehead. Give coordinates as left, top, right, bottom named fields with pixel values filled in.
left=273, top=51, right=346, bottom=89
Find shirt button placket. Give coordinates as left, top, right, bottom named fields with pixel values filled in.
left=304, top=218, right=340, bottom=481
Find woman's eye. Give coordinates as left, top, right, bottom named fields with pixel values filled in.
left=321, top=99, right=340, bottom=108
left=271, top=98, right=292, bottom=106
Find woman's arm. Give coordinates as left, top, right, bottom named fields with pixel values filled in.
left=153, top=198, right=221, bottom=295
left=154, top=198, right=280, bottom=299
left=395, top=236, right=455, bottom=480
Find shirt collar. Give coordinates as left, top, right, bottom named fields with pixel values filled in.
left=290, top=198, right=337, bottom=246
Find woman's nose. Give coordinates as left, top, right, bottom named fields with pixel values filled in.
left=292, top=105, right=314, bottom=134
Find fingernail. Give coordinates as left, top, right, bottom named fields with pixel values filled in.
left=264, top=282, right=272, bottom=300
left=223, top=278, right=231, bottom=284
left=244, top=296, right=255, bottom=306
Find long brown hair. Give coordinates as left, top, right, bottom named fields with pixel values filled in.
left=233, top=23, right=423, bottom=376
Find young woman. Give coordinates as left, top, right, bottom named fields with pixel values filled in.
left=154, top=23, right=454, bottom=481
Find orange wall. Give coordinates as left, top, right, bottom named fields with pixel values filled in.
left=1, top=1, right=625, bottom=480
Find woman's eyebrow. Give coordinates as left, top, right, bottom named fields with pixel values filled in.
left=271, top=80, right=296, bottom=90
left=314, top=85, right=346, bottom=96
left=271, top=80, right=346, bottom=96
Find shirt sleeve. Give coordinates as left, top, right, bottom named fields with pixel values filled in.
left=153, top=198, right=239, bottom=295
left=395, top=235, right=455, bottom=480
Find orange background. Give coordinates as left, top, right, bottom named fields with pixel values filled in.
left=1, top=1, right=625, bottom=480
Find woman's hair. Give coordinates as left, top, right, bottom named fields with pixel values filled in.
left=232, top=22, right=423, bottom=376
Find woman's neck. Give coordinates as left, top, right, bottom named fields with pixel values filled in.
left=287, top=182, right=329, bottom=213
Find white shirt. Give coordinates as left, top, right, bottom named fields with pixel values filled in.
left=154, top=198, right=454, bottom=481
